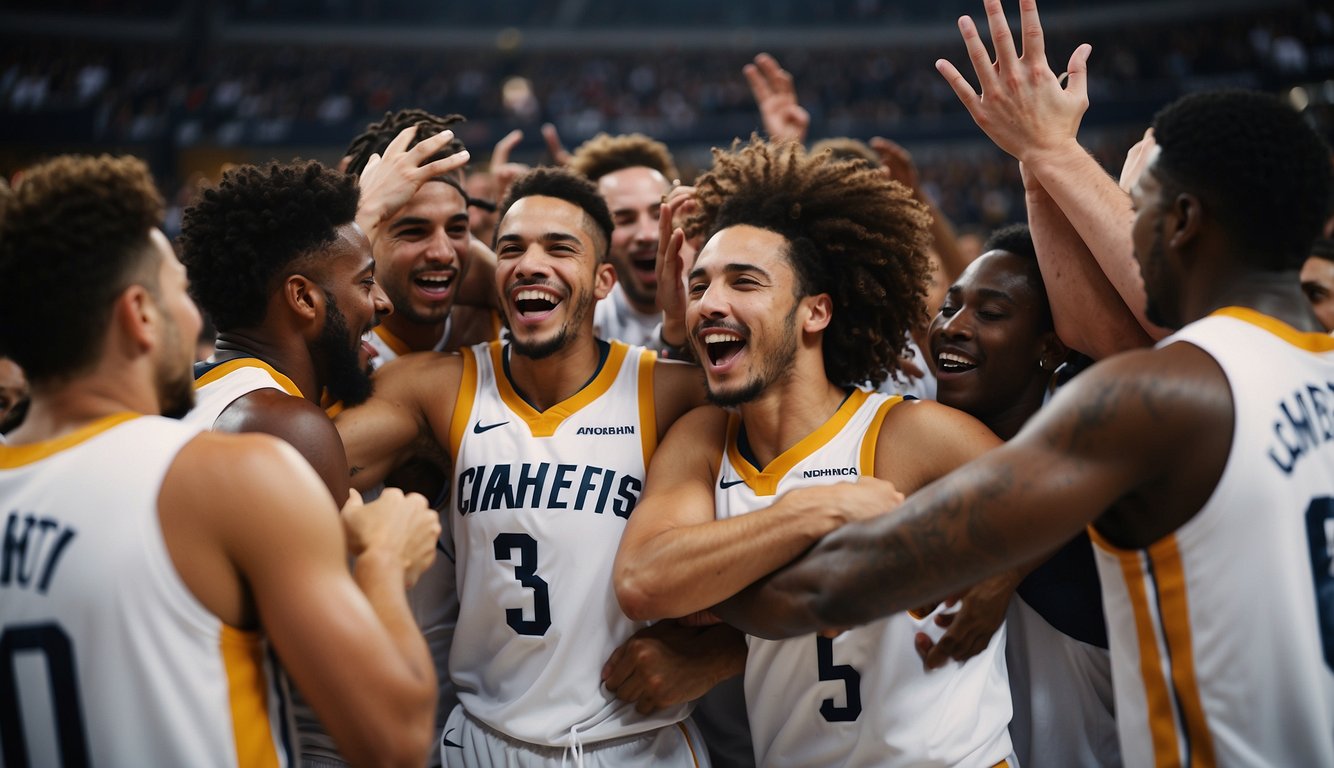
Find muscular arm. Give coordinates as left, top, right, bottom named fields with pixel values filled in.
left=715, top=346, right=1230, bottom=639
left=163, top=434, right=439, bottom=768
left=337, top=352, right=463, bottom=490
left=1024, top=163, right=1153, bottom=357
left=214, top=389, right=350, bottom=504
left=615, top=406, right=863, bottom=620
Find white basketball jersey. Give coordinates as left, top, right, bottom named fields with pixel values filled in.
left=0, top=414, right=292, bottom=767
left=1092, top=307, right=1334, bottom=767
left=716, top=389, right=1013, bottom=768
left=592, top=283, right=660, bottom=349
left=447, top=340, right=691, bottom=747
left=185, top=358, right=304, bottom=428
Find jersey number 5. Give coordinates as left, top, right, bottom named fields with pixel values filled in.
left=816, top=636, right=862, bottom=722
left=494, top=533, right=552, bottom=636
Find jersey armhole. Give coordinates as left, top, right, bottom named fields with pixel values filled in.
left=858, top=395, right=905, bottom=475
left=448, top=347, right=479, bottom=462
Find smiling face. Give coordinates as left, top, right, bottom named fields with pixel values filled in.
left=313, top=223, right=392, bottom=402
left=149, top=229, right=205, bottom=419
left=687, top=225, right=814, bottom=407
left=373, top=180, right=472, bottom=328
left=929, top=248, right=1059, bottom=432
left=494, top=195, right=614, bottom=360
left=599, top=166, right=671, bottom=314
left=1129, top=149, right=1186, bottom=330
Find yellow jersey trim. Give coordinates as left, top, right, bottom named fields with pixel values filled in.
left=449, top=346, right=480, bottom=462
left=195, top=358, right=305, bottom=400
left=372, top=324, right=413, bottom=357
left=491, top=340, right=630, bottom=438
left=221, top=625, right=281, bottom=768
left=637, top=350, right=658, bottom=467
left=858, top=395, right=904, bottom=475
left=1212, top=306, right=1334, bottom=352
left=0, top=412, right=140, bottom=468
left=726, top=388, right=872, bottom=497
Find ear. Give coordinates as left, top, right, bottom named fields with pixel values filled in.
left=1168, top=192, right=1203, bottom=251
left=115, top=284, right=159, bottom=353
left=801, top=293, right=834, bottom=335
left=1037, top=330, right=1069, bottom=372
left=593, top=262, right=616, bottom=301
left=284, top=274, right=324, bottom=328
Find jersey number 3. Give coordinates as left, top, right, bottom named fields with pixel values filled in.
left=494, top=533, right=552, bottom=636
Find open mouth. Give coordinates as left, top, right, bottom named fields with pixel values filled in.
left=413, top=271, right=455, bottom=298
left=935, top=351, right=978, bottom=374
left=629, top=248, right=658, bottom=281
left=702, top=331, right=746, bottom=366
left=514, top=288, right=562, bottom=318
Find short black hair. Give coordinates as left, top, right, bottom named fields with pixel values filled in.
left=179, top=160, right=359, bottom=331
left=343, top=108, right=467, bottom=179
left=498, top=167, right=614, bottom=261
left=1152, top=90, right=1333, bottom=271
left=980, top=222, right=1053, bottom=331
left=0, top=155, right=164, bottom=383
left=1312, top=238, right=1334, bottom=263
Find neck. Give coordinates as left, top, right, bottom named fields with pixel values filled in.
left=737, top=366, right=847, bottom=469
left=7, top=370, right=154, bottom=444
left=212, top=332, right=320, bottom=403
left=380, top=313, right=447, bottom=353
left=506, top=332, right=604, bottom=411
left=981, top=381, right=1048, bottom=442
left=1189, top=269, right=1322, bottom=333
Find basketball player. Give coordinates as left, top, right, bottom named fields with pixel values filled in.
left=614, top=138, right=1015, bottom=767
left=1302, top=239, right=1334, bottom=333
left=719, top=87, right=1334, bottom=766
left=0, top=154, right=440, bottom=767
left=336, top=167, right=716, bottom=766
left=928, top=225, right=1117, bottom=767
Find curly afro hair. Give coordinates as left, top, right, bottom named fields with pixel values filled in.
left=0, top=155, right=164, bottom=384
left=343, top=108, right=468, bottom=180
left=689, top=137, right=932, bottom=388
left=179, top=160, right=358, bottom=331
left=1152, top=90, right=1332, bottom=271
left=568, top=132, right=679, bottom=182
left=498, top=167, right=614, bottom=261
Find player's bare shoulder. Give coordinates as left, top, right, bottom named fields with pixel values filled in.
left=875, top=396, right=1002, bottom=492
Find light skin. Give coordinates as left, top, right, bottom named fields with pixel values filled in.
left=11, top=230, right=440, bottom=768
left=209, top=222, right=392, bottom=502
left=336, top=193, right=718, bottom=717
left=710, top=149, right=1319, bottom=641
left=1301, top=255, right=1334, bottom=332
left=936, top=0, right=1169, bottom=354
left=614, top=224, right=1001, bottom=632
left=599, top=166, right=672, bottom=315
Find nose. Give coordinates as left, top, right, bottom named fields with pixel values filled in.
left=692, top=278, right=729, bottom=320
left=512, top=243, right=551, bottom=279
left=938, top=307, right=974, bottom=340
left=424, top=227, right=457, bottom=265
left=633, top=212, right=657, bottom=244
left=372, top=281, right=393, bottom=318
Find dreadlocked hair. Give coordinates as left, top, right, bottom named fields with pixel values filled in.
left=688, top=137, right=931, bottom=388
left=343, top=108, right=467, bottom=178
left=568, top=132, right=679, bottom=182
left=179, top=160, right=358, bottom=331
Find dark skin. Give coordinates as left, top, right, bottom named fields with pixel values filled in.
left=208, top=225, right=391, bottom=503
left=714, top=155, right=1320, bottom=639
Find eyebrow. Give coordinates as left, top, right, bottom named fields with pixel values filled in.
left=496, top=232, right=584, bottom=246
left=688, top=262, right=772, bottom=282
left=388, top=215, right=431, bottom=230
left=947, top=285, right=1015, bottom=302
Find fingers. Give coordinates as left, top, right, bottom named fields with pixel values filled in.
left=345, top=487, right=363, bottom=508
left=755, top=53, right=795, bottom=97
left=541, top=123, right=571, bottom=165
left=935, top=58, right=983, bottom=118
left=742, top=61, right=771, bottom=103
left=385, top=124, right=419, bottom=158
left=492, top=129, right=523, bottom=166
left=419, top=147, right=471, bottom=180
left=602, top=646, right=629, bottom=687
left=1018, top=0, right=1045, bottom=65
left=1064, top=43, right=1092, bottom=101
left=981, top=0, right=1019, bottom=67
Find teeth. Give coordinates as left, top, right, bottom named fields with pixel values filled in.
left=704, top=332, right=743, bottom=344
left=938, top=352, right=974, bottom=366
left=417, top=275, right=452, bottom=285
left=516, top=289, right=558, bottom=303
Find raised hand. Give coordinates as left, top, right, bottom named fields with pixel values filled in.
left=934, top=0, right=1091, bottom=162
left=541, top=122, right=573, bottom=166
left=356, top=126, right=470, bottom=241
left=656, top=195, right=690, bottom=350
left=1118, top=127, right=1157, bottom=194
left=489, top=128, right=529, bottom=211
left=743, top=53, right=811, bottom=145
left=869, top=136, right=921, bottom=195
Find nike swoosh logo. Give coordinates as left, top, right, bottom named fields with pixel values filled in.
left=441, top=728, right=463, bottom=749
left=473, top=420, right=508, bottom=434
left=719, top=477, right=746, bottom=489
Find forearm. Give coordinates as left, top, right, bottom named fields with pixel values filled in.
left=1025, top=180, right=1153, bottom=357
left=1023, top=141, right=1168, bottom=340
left=353, top=550, right=436, bottom=685
left=617, top=499, right=840, bottom=621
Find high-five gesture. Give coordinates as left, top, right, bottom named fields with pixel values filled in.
left=743, top=53, right=811, bottom=146
left=935, top=0, right=1091, bottom=163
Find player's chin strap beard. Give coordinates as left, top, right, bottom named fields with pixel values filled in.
left=561, top=725, right=585, bottom=768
